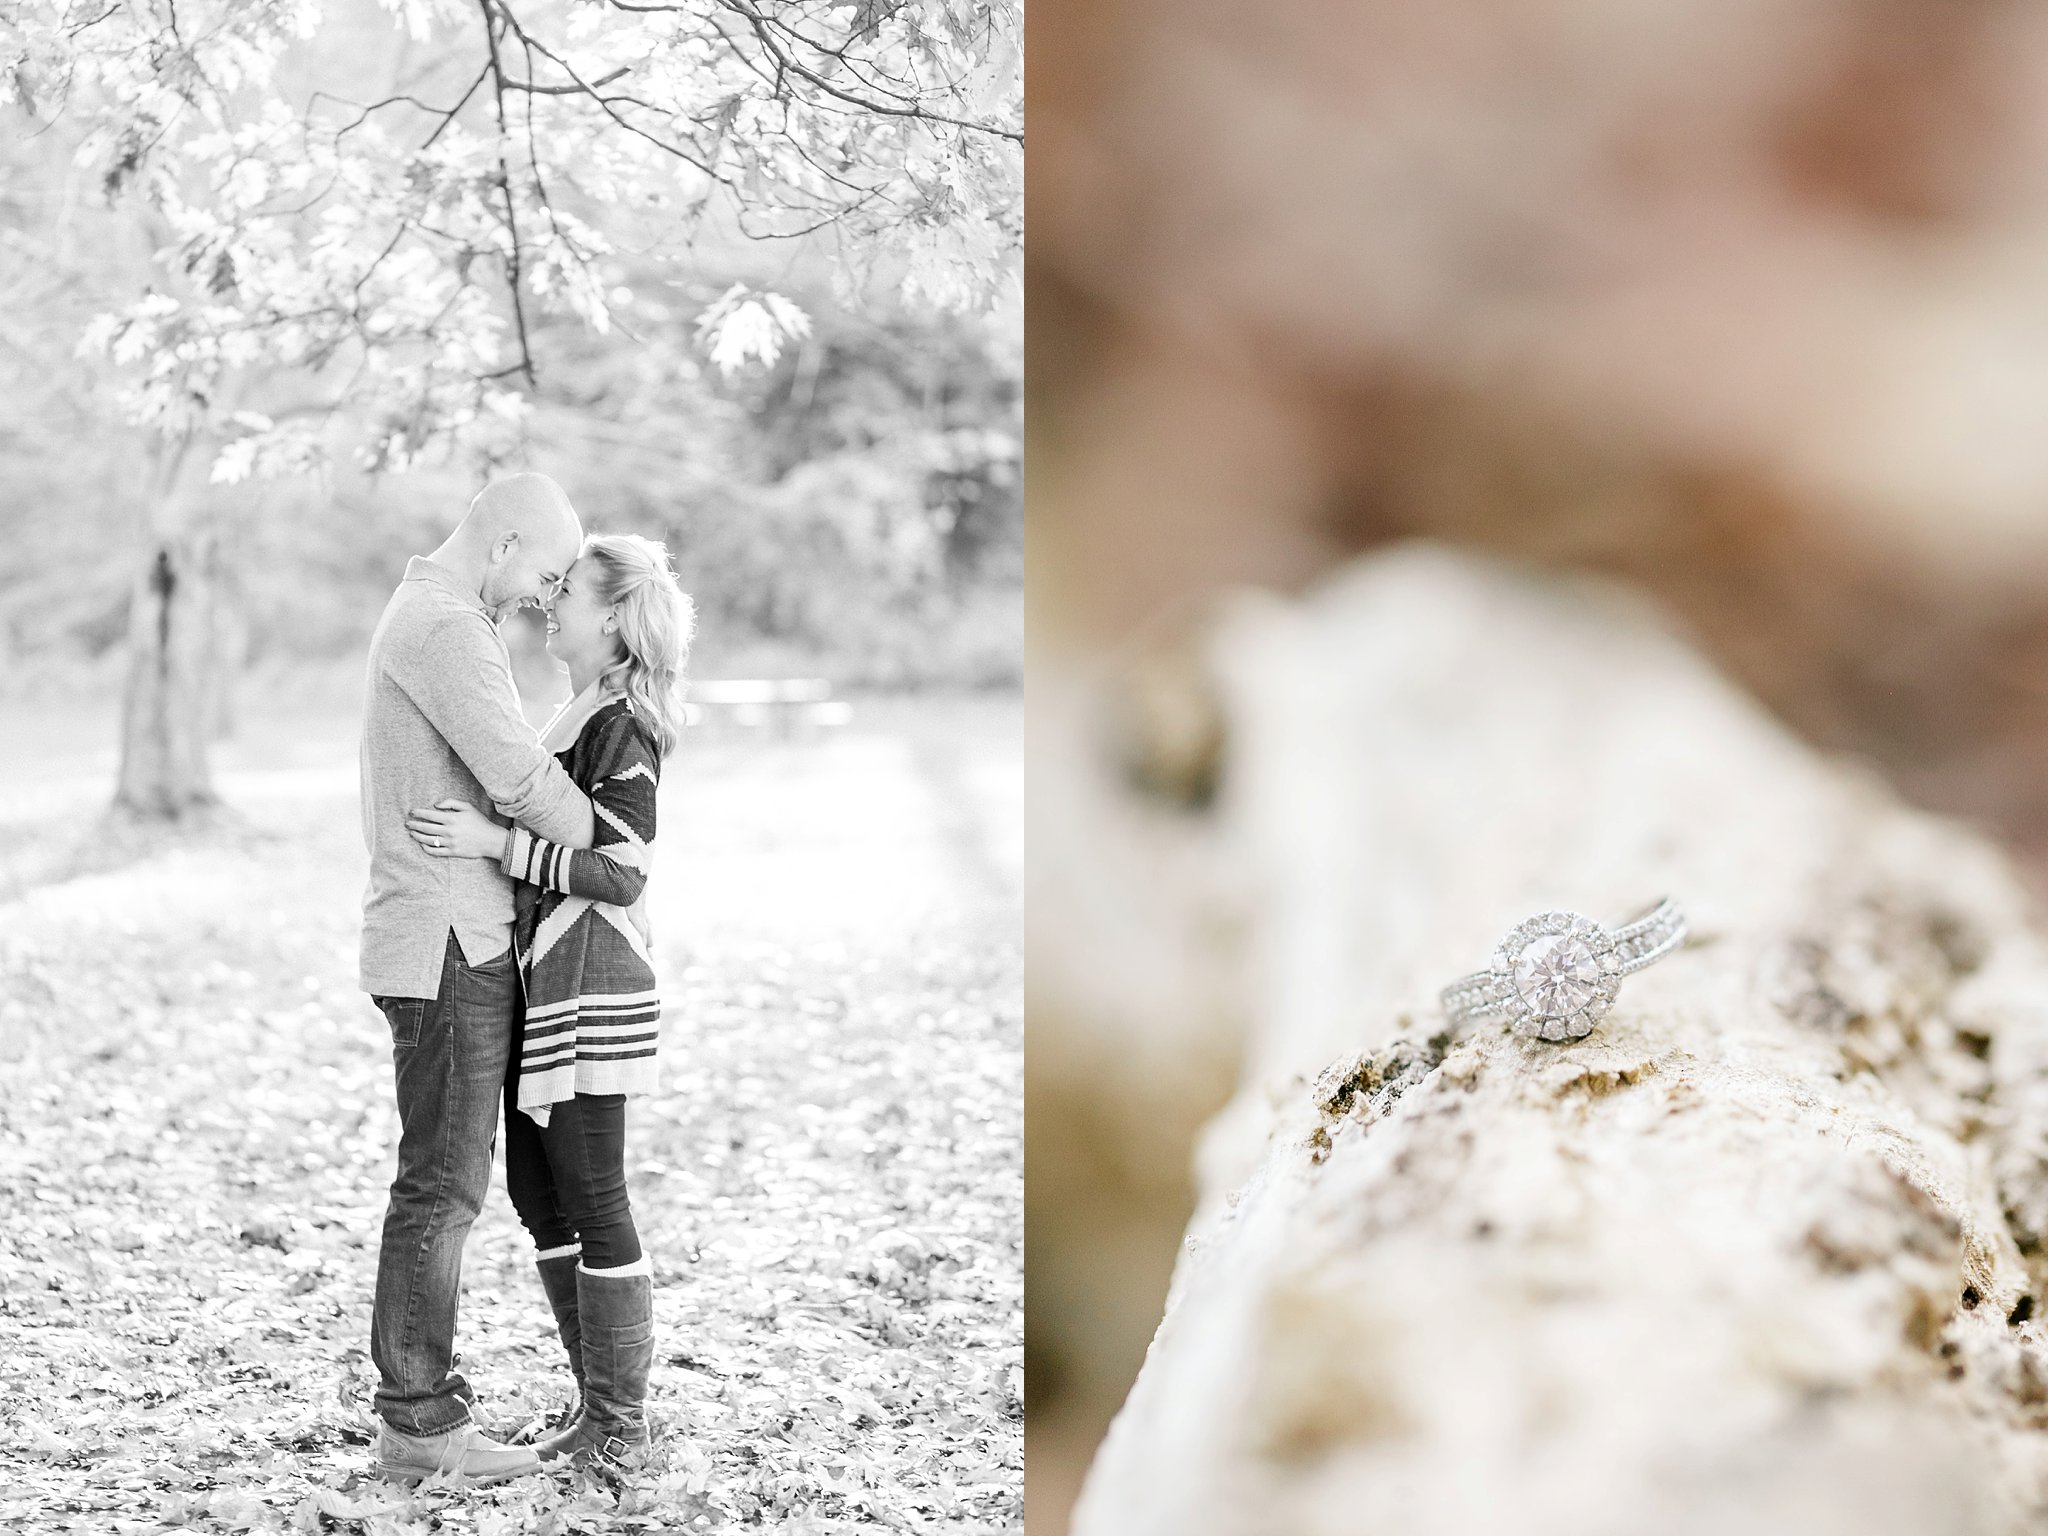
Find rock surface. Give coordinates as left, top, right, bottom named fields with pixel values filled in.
left=1072, top=546, right=2048, bottom=1536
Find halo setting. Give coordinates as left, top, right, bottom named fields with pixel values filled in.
left=1440, top=899, right=1685, bottom=1043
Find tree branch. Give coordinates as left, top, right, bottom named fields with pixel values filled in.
left=503, top=66, right=631, bottom=95
left=488, top=0, right=734, bottom=187
left=596, top=0, right=1016, bottom=139
left=511, top=26, right=626, bottom=339
left=752, top=9, right=922, bottom=103
left=422, top=57, right=494, bottom=150
left=706, top=0, right=1021, bottom=143
left=476, top=0, right=537, bottom=388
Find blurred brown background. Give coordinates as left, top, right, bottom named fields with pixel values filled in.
left=1027, top=0, right=2048, bottom=1529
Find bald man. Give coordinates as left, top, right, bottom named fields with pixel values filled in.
left=357, top=473, right=595, bottom=1486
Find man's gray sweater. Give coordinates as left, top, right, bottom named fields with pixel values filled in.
left=358, top=556, right=593, bottom=998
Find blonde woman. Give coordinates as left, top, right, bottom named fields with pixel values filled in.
left=406, top=532, right=693, bottom=1471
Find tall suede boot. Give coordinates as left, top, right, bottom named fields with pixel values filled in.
left=532, top=1252, right=586, bottom=1461
left=573, top=1259, right=654, bottom=1471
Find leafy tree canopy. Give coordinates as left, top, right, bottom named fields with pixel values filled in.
left=1, top=0, right=1022, bottom=477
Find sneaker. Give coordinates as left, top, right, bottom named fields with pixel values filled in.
left=374, top=1421, right=544, bottom=1487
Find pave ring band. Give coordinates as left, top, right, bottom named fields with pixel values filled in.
left=1440, top=897, right=1687, bottom=1043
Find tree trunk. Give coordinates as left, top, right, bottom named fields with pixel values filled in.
left=1071, top=545, right=2048, bottom=1536
left=114, top=436, right=221, bottom=820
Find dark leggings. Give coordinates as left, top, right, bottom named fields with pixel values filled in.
left=503, top=1073, right=644, bottom=1270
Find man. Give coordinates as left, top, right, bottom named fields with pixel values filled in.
left=357, top=473, right=595, bottom=1486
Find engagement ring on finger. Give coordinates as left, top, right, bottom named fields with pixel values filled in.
left=1440, top=898, right=1687, bottom=1042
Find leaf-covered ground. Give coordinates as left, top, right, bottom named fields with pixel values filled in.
left=0, top=689, right=1022, bottom=1534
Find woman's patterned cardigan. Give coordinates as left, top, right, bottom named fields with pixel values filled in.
left=500, top=695, right=663, bottom=1124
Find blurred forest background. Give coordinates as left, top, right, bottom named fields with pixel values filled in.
left=1029, top=0, right=2048, bottom=1530
left=0, top=0, right=1021, bottom=775
left=0, top=259, right=1022, bottom=695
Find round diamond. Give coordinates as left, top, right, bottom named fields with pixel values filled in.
left=1513, top=933, right=1602, bottom=1019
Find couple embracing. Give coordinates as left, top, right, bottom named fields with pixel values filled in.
left=356, top=472, right=693, bottom=1486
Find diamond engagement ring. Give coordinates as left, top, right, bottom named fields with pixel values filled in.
left=1440, top=898, right=1687, bottom=1042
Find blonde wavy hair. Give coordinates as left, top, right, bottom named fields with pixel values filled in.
left=584, top=533, right=695, bottom=757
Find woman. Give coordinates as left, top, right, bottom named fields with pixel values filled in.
left=405, top=531, right=693, bottom=1472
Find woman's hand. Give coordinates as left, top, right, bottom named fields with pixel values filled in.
left=406, top=799, right=508, bottom=861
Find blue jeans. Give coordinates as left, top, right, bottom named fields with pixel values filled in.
left=368, top=930, right=516, bottom=1435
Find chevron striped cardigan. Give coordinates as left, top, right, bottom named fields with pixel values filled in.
left=500, top=695, right=663, bottom=1124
